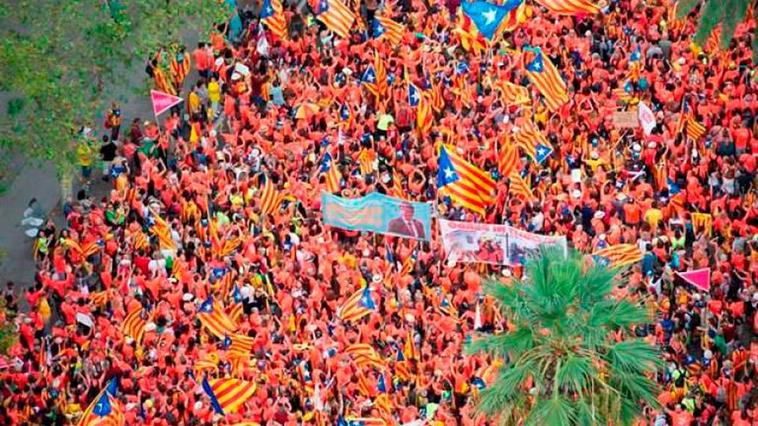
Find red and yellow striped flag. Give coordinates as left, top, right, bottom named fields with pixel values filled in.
left=261, top=0, right=288, bottom=40
left=508, top=172, right=535, bottom=202
left=514, top=119, right=549, bottom=161
left=416, top=92, right=434, bottom=133
left=523, top=47, right=569, bottom=112
left=346, top=343, right=386, bottom=370
left=592, top=244, right=643, bottom=268
left=122, top=308, right=147, bottom=344
left=228, top=334, right=255, bottom=358
left=259, top=177, right=284, bottom=215
left=686, top=116, right=706, bottom=140
left=402, top=329, right=418, bottom=361
left=315, top=0, right=356, bottom=39
left=78, top=387, right=124, bottom=426
left=197, top=297, right=238, bottom=339
left=496, top=81, right=530, bottom=105
left=325, top=162, right=341, bottom=193
left=338, top=287, right=376, bottom=323
left=437, top=145, right=496, bottom=215
left=202, top=377, right=257, bottom=415
left=532, top=0, right=600, bottom=15
left=498, top=139, right=519, bottom=178
left=430, top=79, right=445, bottom=114
left=375, top=15, right=404, bottom=45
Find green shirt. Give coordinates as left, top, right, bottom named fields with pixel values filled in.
left=377, top=113, right=394, bottom=131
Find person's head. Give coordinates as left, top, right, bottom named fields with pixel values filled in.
left=400, top=202, right=415, bottom=221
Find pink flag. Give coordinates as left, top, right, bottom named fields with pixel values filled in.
left=150, top=90, right=183, bottom=116
left=677, top=268, right=711, bottom=292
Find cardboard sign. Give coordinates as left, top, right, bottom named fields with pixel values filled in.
left=612, top=110, right=639, bottom=128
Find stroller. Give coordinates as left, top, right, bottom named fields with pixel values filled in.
left=21, top=198, right=45, bottom=238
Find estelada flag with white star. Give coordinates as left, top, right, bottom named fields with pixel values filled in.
left=437, top=144, right=496, bottom=215
left=523, top=46, right=569, bottom=112
left=514, top=119, right=553, bottom=164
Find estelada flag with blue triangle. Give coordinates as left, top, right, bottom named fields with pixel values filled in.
left=437, top=144, right=496, bottom=215
left=461, top=0, right=524, bottom=40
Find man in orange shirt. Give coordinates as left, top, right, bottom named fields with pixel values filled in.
left=192, top=42, right=210, bottom=79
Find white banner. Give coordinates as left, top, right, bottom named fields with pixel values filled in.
left=439, top=219, right=568, bottom=266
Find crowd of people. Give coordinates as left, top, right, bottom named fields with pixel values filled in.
left=0, top=0, right=757, bottom=424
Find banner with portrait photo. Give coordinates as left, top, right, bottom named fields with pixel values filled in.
left=321, top=192, right=432, bottom=241
left=439, top=219, right=567, bottom=266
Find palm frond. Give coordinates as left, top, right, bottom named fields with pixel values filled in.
left=555, top=354, right=595, bottom=395
left=525, top=395, right=577, bottom=426
left=675, top=0, right=702, bottom=19
left=605, top=340, right=662, bottom=374
left=466, top=327, right=535, bottom=358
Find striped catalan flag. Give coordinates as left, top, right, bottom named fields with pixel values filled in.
left=227, top=301, right=244, bottom=324
left=314, top=0, right=355, bottom=39
left=260, top=0, right=288, bottom=40
left=356, top=370, right=374, bottom=397
left=373, top=16, right=404, bottom=45
left=592, top=244, right=643, bottom=268
left=320, top=153, right=341, bottom=193
left=373, top=51, right=389, bottom=99
left=496, top=81, right=530, bottom=105
left=202, top=377, right=257, bottom=415
left=197, top=297, right=238, bottom=339
left=338, top=286, right=376, bottom=323
left=122, top=308, right=147, bottom=344
left=686, top=116, right=706, bottom=140
left=90, top=290, right=109, bottom=307
left=437, top=145, right=496, bottom=215
left=259, top=176, right=284, bottom=215
left=228, top=334, right=255, bottom=358
left=415, top=92, right=434, bottom=134
left=430, top=78, right=445, bottom=113
left=402, top=329, right=418, bottom=361
left=498, top=138, right=520, bottom=177
left=523, top=46, right=569, bottom=112
left=515, top=119, right=553, bottom=164
left=455, top=10, right=487, bottom=54
left=345, top=343, right=386, bottom=370
left=532, top=0, right=600, bottom=15
left=508, top=172, right=535, bottom=202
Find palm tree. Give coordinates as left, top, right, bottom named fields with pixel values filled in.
left=466, top=248, right=661, bottom=425
left=676, top=0, right=757, bottom=62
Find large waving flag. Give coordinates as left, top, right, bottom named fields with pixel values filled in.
left=508, top=172, right=535, bottom=202
left=515, top=120, right=553, bottom=164
left=461, top=0, right=524, bottom=40
left=202, top=377, right=257, bottom=415
left=78, top=379, right=123, bottom=426
left=592, top=244, right=643, bottom=268
left=227, top=333, right=255, bottom=358
left=498, top=139, right=519, bottom=177
left=523, top=46, right=569, bottom=112
left=416, top=92, right=434, bottom=133
left=260, top=0, right=288, bottom=40
left=532, top=0, right=600, bottom=15
left=315, top=0, right=356, bottom=38
left=496, top=81, right=530, bottom=105
left=346, top=343, right=386, bottom=370
left=437, top=145, right=496, bottom=215
left=122, top=308, right=147, bottom=344
left=321, top=153, right=341, bottom=193
left=455, top=11, right=488, bottom=54
left=259, top=175, right=284, bottom=215
left=338, top=286, right=376, bottom=323
left=362, top=52, right=388, bottom=101
left=372, top=16, right=404, bottom=45
left=197, top=297, right=238, bottom=339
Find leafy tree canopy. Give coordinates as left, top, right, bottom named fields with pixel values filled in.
left=0, top=0, right=231, bottom=172
left=467, top=248, right=661, bottom=426
left=676, top=0, right=758, bottom=62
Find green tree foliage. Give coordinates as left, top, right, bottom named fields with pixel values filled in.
left=467, top=249, right=661, bottom=426
left=0, top=0, right=230, bottom=171
left=676, top=0, right=757, bottom=61
left=0, top=298, right=16, bottom=355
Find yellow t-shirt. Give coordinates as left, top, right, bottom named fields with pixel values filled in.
left=644, top=208, right=663, bottom=229
left=377, top=113, right=394, bottom=131
left=188, top=91, right=202, bottom=114
left=208, top=81, right=221, bottom=103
